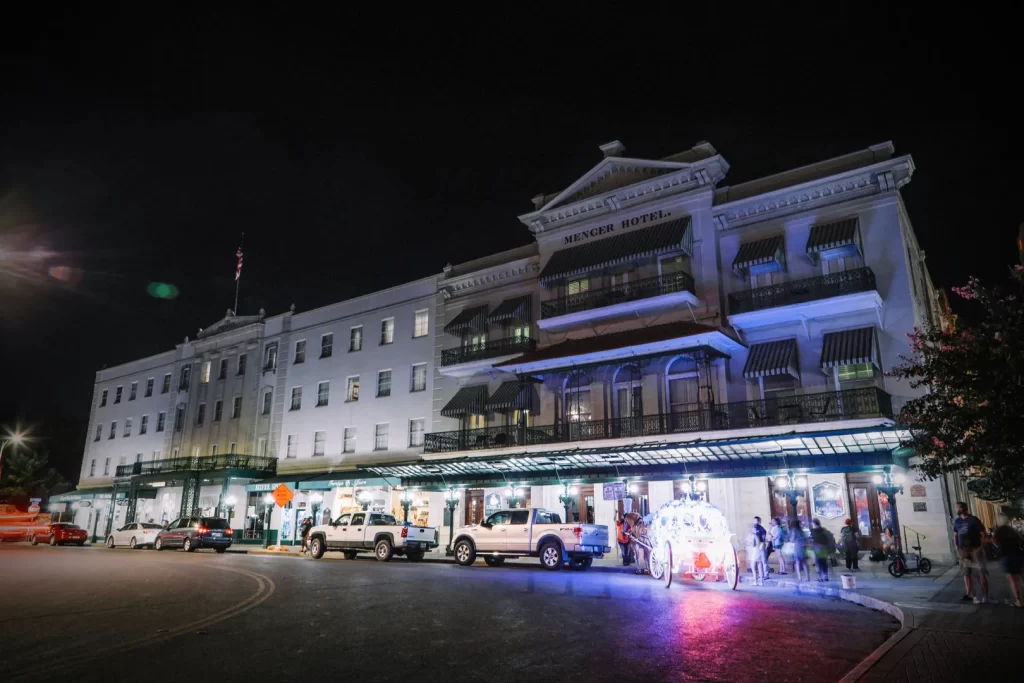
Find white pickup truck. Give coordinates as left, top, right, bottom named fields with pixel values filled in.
left=452, top=507, right=610, bottom=570
left=308, top=511, right=439, bottom=562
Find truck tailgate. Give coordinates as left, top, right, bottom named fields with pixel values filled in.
left=402, top=526, right=438, bottom=546
left=579, top=524, right=609, bottom=548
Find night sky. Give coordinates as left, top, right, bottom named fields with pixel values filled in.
left=0, top=8, right=1017, bottom=481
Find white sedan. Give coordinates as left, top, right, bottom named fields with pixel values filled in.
left=106, top=522, right=164, bottom=549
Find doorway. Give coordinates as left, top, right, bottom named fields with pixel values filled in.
left=571, top=485, right=596, bottom=524
left=847, top=474, right=883, bottom=550
left=464, top=489, right=485, bottom=525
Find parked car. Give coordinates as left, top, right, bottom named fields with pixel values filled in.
left=154, top=516, right=232, bottom=552
left=106, top=522, right=164, bottom=549
left=308, top=511, right=439, bottom=561
left=30, top=523, right=89, bottom=547
left=452, top=507, right=610, bottom=570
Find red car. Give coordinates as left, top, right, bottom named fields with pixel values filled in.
left=31, top=523, right=88, bottom=546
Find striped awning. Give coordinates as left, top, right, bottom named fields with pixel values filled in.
left=806, top=218, right=860, bottom=255
left=485, top=380, right=536, bottom=412
left=487, top=295, right=532, bottom=324
left=733, top=235, right=784, bottom=274
left=440, top=385, right=490, bottom=417
left=443, top=305, right=488, bottom=336
left=743, top=339, right=799, bottom=379
left=539, top=216, right=692, bottom=282
left=821, top=327, right=877, bottom=369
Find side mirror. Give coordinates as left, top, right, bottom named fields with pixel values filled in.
left=481, top=522, right=492, bottom=529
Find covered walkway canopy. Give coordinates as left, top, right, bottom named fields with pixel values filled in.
left=362, top=426, right=911, bottom=490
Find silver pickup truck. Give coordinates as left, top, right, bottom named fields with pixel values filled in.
left=452, top=507, right=610, bottom=570
left=308, top=511, right=439, bottom=562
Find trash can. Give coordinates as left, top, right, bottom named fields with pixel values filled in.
left=841, top=573, right=856, bottom=590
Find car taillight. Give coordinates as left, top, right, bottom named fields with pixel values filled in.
left=197, top=527, right=208, bottom=535
left=574, top=527, right=583, bottom=540
left=401, top=527, right=408, bottom=538
left=225, top=529, right=233, bottom=535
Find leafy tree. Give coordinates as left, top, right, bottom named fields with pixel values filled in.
left=0, top=446, right=68, bottom=498
left=891, top=267, right=1024, bottom=515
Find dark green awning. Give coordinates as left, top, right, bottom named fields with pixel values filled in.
left=806, top=218, right=859, bottom=255
left=443, top=305, right=488, bottom=336
left=487, top=295, right=532, bottom=325
left=743, top=339, right=799, bottom=379
left=539, top=216, right=692, bottom=282
left=485, top=381, right=536, bottom=412
left=821, top=327, right=877, bottom=369
left=440, top=385, right=490, bottom=417
left=733, top=235, right=785, bottom=274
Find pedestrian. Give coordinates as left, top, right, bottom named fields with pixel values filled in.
left=789, top=519, right=810, bottom=582
left=811, top=519, right=830, bottom=582
left=992, top=523, right=1024, bottom=608
left=616, top=513, right=633, bottom=566
left=770, top=518, right=788, bottom=574
left=300, top=516, right=313, bottom=555
left=953, top=501, right=994, bottom=604
left=841, top=518, right=861, bottom=570
left=748, top=516, right=768, bottom=585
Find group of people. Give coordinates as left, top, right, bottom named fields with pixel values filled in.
left=953, top=501, right=1023, bottom=607
left=748, top=516, right=863, bottom=585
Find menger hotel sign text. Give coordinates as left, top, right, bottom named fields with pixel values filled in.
left=563, top=210, right=672, bottom=245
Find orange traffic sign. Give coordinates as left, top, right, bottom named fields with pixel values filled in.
left=272, top=483, right=294, bottom=508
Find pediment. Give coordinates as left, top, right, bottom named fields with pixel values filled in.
left=197, top=309, right=264, bottom=339
left=540, top=157, right=691, bottom=212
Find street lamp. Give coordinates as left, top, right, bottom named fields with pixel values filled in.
left=774, top=471, right=808, bottom=522
left=0, top=430, right=27, bottom=482
left=400, top=489, right=414, bottom=523
left=357, top=490, right=372, bottom=511
left=444, top=488, right=459, bottom=556
left=309, top=492, right=323, bottom=525
left=558, top=483, right=576, bottom=522
left=506, top=486, right=525, bottom=509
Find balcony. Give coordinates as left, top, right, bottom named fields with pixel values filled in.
left=115, top=453, right=278, bottom=480
left=727, top=267, right=881, bottom=333
left=438, top=336, right=537, bottom=378
left=423, top=387, right=892, bottom=453
left=538, top=272, right=698, bottom=331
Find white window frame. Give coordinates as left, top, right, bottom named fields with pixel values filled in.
left=262, top=389, right=273, bottom=415
left=109, top=421, right=117, bottom=439
left=129, top=381, right=138, bottom=400
left=162, top=373, right=172, bottom=393
left=115, top=386, right=123, bottom=404
left=346, top=376, right=360, bottom=402
left=145, top=377, right=154, bottom=396
left=313, top=430, right=326, bottom=457
left=286, top=434, right=298, bottom=459
left=413, top=309, right=429, bottom=338
left=374, top=423, right=389, bottom=451
left=100, top=389, right=108, bottom=407
left=264, top=343, right=278, bottom=371
left=343, top=427, right=356, bottom=453
left=317, top=381, right=330, bottom=407
left=140, top=414, right=149, bottom=435
left=201, top=361, right=211, bottom=384
left=290, top=387, right=302, bottom=411
left=214, top=399, right=223, bottom=422
left=349, top=325, right=363, bottom=352
left=380, top=318, right=395, bottom=345
left=377, top=369, right=392, bottom=398
left=156, top=411, right=166, bottom=432
left=294, top=339, right=307, bottom=364
left=237, top=354, right=247, bottom=376
left=94, top=424, right=102, bottom=441
left=320, top=333, right=334, bottom=359
left=409, top=418, right=425, bottom=448
left=411, top=363, right=427, bottom=392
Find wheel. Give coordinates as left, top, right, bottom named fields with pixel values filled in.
left=76, top=542, right=85, bottom=546
left=662, top=541, right=673, bottom=589
left=539, top=542, right=563, bottom=571
left=215, top=548, right=226, bottom=554
left=483, top=556, right=505, bottom=567
left=919, top=558, right=932, bottom=574
left=374, top=539, right=393, bottom=562
left=30, top=535, right=38, bottom=545
left=129, top=537, right=138, bottom=549
left=725, top=545, right=739, bottom=590
left=310, top=538, right=325, bottom=559
left=49, top=536, right=57, bottom=546
left=406, top=549, right=425, bottom=562
left=183, top=537, right=195, bottom=553
left=343, top=550, right=358, bottom=560
left=887, top=560, right=905, bottom=578
left=454, top=540, right=476, bottom=566
left=106, top=536, right=115, bottom=548
left=568, top=556, right=593, bottom=570
left=154, top=537, right=164, bottom=551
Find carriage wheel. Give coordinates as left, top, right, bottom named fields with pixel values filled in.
left=649, top=547, right=666, bottom=581
left=662, top=541, right=673, bottom=589
left=725, top=545, right=739, bottom=591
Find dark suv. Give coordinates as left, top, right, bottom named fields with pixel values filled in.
left=154, top=516, right=232, bottom=553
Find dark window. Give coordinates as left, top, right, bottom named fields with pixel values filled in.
left=218, top=359, right=228, bottom=380
left=162, top=374, right=171, bottom=394
left=145, top=378, right=154, bottom=397
left=200, top=518, right=229, bottom=529
left=350, top=513, right=365, bottom=526
left=535, top=511, right=562, bottom=524
left=509, top=510, right=531, bottom=525
left=237, top=354, right=247, bottom=376
left=213, top=400, right=223, bottom=422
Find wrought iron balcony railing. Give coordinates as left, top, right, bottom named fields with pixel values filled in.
left=441, top=336, right=537, bottom=367
left=115, top=453, right=277, bottom=479
left=423, top=387, right=892, bottom=453
left=728, top=266, right=876, bottom=315
left=541, top=272, right=696, bottom=319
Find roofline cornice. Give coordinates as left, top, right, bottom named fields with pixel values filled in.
left=440, top=256, right=539, bottom=300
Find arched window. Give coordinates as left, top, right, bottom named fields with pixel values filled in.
left=666, top=356, right=701, bottom=415
left=563, top=372, right=592, bottom=423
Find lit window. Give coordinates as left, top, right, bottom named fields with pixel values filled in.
left=286, top=434, right=298, bottom=459
left=374, top=423, right=389, bottom=451
left=232, top=396, right=242, bottom=418
left=413, top=310, right=429, bottom=338
left=377, top=370, right=392, bottom=397
left=350, top=326, right=363, bottom=352
left=262, top=390, right=273, bottom=415
left=837, top=362, right=875, bottom=381
left=347, top=376, right=360, bottom=401
left=291, top=387, right=302, bottom=411
left=115, top=386, right=123, bottom=404
left=196, top=404, right=206, bottom=426
left=214, top=400, right=223, bottom=422
left=343, top=427, right=356, bottom=453
left=313, top=431, right=326, bottom=456
left=411, top=363, right=427, bottom=392
left=201, top=361, right=211, bottom=383
left=409, top=419, right=425, bottom=447
left=156, top=412, right=166, bottom=432
left=380, top=318, right=394, bottom=345
left=129, top=381, right=138, bottom=400
left=317, top=381, right=330, bottom=407
left=567, top=277, right=589, bottom=297
left=162, top=374, right=171, bottom=394
left=294, top=340, right=306, bottom=364
left=140, top=415, right=149, bottom=435
left=145, top=378, right=154, bottom=397
left=321, top=334, right=333, bottom=359
left=99, top=389, right=108, bottom=407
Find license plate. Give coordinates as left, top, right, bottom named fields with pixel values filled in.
left=409, top=542, right=424, bottom=548
left=211, top=532, right=222, bottom=537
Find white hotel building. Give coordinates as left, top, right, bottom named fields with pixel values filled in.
left=58, top=139, right=958, bottom=561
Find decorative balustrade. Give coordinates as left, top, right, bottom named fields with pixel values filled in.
left=115, top=453, right=277, bottom=479
left=728, top=267, right=876, bottom=315
left=541, top=272, right=696, bottom=319
left=441, top=336, right=537, bottom=367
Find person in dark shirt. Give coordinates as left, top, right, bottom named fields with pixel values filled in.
left=953, top=502, right=992, bottom=604
left=992, top=523, right=1023, bottom=607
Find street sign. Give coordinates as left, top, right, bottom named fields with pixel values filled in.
left=603, top=482, right=625, bottom=500
left=272, top=483, right=294, bottom=508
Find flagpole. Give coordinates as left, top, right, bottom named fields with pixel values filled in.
left=234, top=233, right=244, bottom=315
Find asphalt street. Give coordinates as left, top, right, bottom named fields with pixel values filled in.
left=0, top=545, right=898, bottom=682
